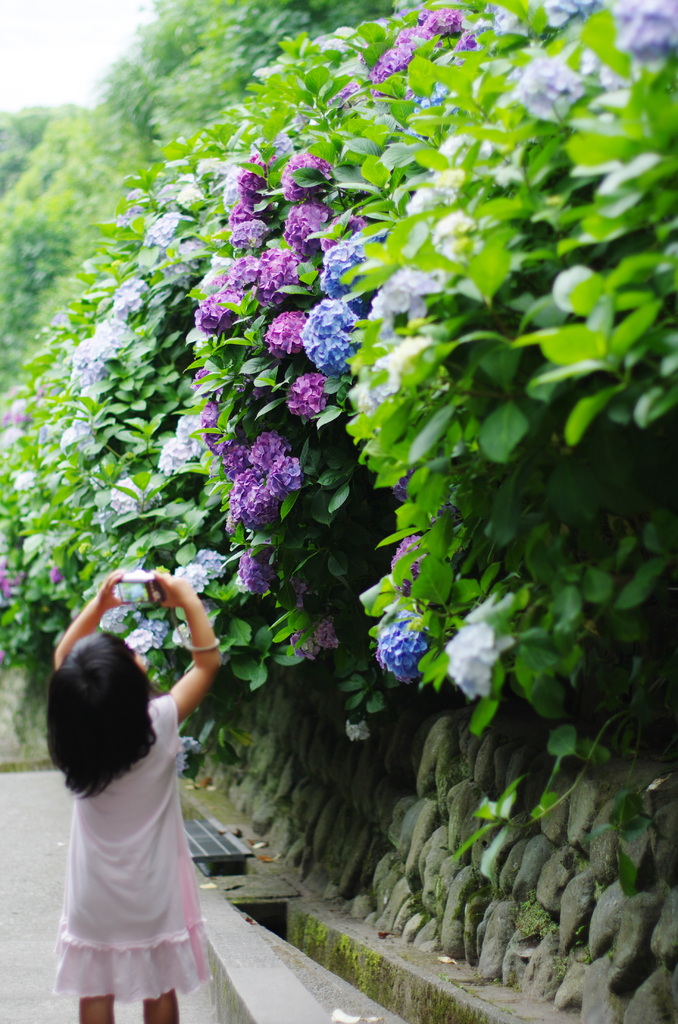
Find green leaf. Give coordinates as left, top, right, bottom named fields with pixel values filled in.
left=410, top=556, right=454, bottom=604
left=468, top=243, right=511, bottom=301
left=547, top=461, right=599, bottom=526
left=478, top=402, right=529, bottom=463
left=381, top=143, right=420, bottom=170
left=580, top=11, right=632, bottom=77
left=360, top=155, right=390, bottom=188
left=547, top=724, right=578, bottom=758
left=615, top=558, right=666, bottom=610
left=328, top=483, right=350, bottom=513
left=525, top=325, right=607, bottom=365
left=564, top=386, right=623, bottom=446
left=617, top=849, right=638, bottom=897
left=228, top=618, right=253, bottom=645
left=609, top=302, right=662, bottom=359
left=470, top=698, right=500, bottom=736
left=408, top=405, right=454, bottom=462
left=304, top=66, right=330, bottom=93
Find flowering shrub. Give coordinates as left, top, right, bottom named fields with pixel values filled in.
left=0, top=0, right=677, bottom=881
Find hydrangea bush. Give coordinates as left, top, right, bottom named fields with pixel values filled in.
left=0, top=0, right=676, bottom=883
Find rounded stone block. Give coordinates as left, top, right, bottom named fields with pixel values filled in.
left=652, top=886, right=678, bottom=969
left=582, top=956, right=631, bottom=1024
left=623, top=966, right=677, bottom=1024
left=559, top=867, right=596, bottom=953
left=521, top=932, right=562, bottom=1002
left=512, top=834, right=555, bottom=903
left=478, top=900, right=518, bottom=980
left=440, top=864, right=482, bottom=958
left=536, top=845, right=579, bottom=917
left=555, top=961, right=587, bottom=1012
left=404, top=798, right=440, bottom=891
left=415, top=713, right=460, bottom=798
left=609, top=890, right=664, bottom=994
left=590, top=881, right=628, bottom=960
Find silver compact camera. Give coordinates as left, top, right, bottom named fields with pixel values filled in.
left=116, top=570, right=166, bottom=604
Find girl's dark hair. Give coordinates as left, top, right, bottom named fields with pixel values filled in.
left=47, top=632, right=156, bottom=797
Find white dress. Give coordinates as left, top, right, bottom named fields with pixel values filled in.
left=54, top=694, right=209, bottom=1002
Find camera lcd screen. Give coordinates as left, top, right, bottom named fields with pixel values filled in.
left=117, top=581, right=149, bottom=603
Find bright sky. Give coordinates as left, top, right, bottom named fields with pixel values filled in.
left=0, top=0, right=156, bottom=112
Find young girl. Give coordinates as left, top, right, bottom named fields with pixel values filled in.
left=47, top=570, right=221, bottom=1024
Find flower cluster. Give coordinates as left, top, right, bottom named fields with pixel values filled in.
left=319, top=234, right=366, bottom=306
left=194, top=289, right=241, bottom=336
left=281, top=152, right=333, bottom=203
left=174, top=562, right=210, bottom=592
left=226, top=431, right=303, bottom=531
left=370, top=268, right=444, bottom=338
left=110, top=477, right=157, bottom=515
left=544, top=0, right=602, bottom=27
left=144, top=211, right=185, bottom=249
left=112, top=277, right=148, bottom=321
left=445, top=622, right=514, bottom=699
left=512, top=57, right=584, bottom=121
left=60, top=419, right=93, bottom=452
left=237, top=549, right=276, bottom=593
left=345, top=720, right=370, bottom=741
left=614, top=0, right=678, bottom=63
left=70, top=318, right=128, bottom=389
left=291, top=616, right=339, bottom=659
left=283, top=201, right=332, bottom=256
left=265, top=311, right=307, bottom=357
left=286, top=373, right=327, bottom=418
left=301, top=299, right=358, bottom=376
left=376, top=613, right=428, bottom=682
left=0, top=557, right=22, bottom=604
left=158, top=415, right=204, bottom=475
left=257, top=249, right=302, bottom=305
left=126, top=618, right=170, bottom=655
left=175, top=736, right=202, bottom=777
left=391, top=534, right=422, bottom=596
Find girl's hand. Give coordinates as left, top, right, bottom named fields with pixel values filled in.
left=154, top=572, right=198, bottom=609
left=94, top=571, right=125, bottom=613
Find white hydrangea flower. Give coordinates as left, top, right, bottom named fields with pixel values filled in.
left=70, top=318, right=128, bottom=389
left=432, top=211, right=475, bottom=260
left=110, top=477, right=157, bottom=515
left=174, top=563, right=210, bottom=593
left=177, top=181, right=204, bottom=206
left=379, top=336, right=432, bottom=390
left=346, top=720, right=370, bottom=741
left=14, top=470, right=36, bottom=491
left=439, top=134, right=493, bottom=162
left=445, top=622, right=514, bottom=699
left=126, top=627, right=156, bottom=655
left=59, top=419, right=93, bottom=452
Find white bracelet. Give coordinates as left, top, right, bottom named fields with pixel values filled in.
left=184, top=638, right=220, bottom=653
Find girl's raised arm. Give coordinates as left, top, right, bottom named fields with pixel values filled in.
left=159, top=574, right=221, bottom=723
left=53, top=571, right=125, bottom=670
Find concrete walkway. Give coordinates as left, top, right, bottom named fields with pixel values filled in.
left=0, top=771, right=218, bottom=1024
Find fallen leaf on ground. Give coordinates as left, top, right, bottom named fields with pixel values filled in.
left=437, top=956, right=457, bottom=964
left=257, top=854, right=276, bottom=862
left=377, top=931, right=393, bottom=939
left=251, top=840, right=268, bottom=849
left=199, top=883, right=217, bottom=889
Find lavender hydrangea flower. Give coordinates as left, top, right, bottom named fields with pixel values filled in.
left=14, top=470, right=36, bottom=491
left=445, top=622, right=514, bottom=699
left=267, top=455, right=304, bottom=500
left=125, top=627, right=157, bottom=655
left=144, top=618, right=170, bottom=647
left=334, top=80, right=361, bottom=107
left=455, top=32, right=479, bottom=51
left=229, top=199, right=257, bottom=225
left=224, top=255, right=260, bottom=292
left=287, top=373, right=328, bottom=417
left=199, top=401, right=224, bottom=456
left=116, top=204, right=144, bottom=228
left=376, top=613, right=429, bottom=681
left=281, top=153, right=333, bottom=202
left=59, top=419, right=93, bottom=452
left=236, top=153, right=268, bottom=204
left=100, top=604, right=133, bottom=633
left=346, top=720, right=370, bottom=741
left=421, top=8, right=464, bottom=35
left=71, top=318, right=128, bottom=388
left=222, top=164, right=241, bottom=207
left=250, top=430, right=291, bottom=472
left=615, top=0, right=678, bottom=63
left=49, top=566, right=64, bottom=584
left=370, top=45, right=415, bottom=86
left=194, top=289, right=241, bottom=335
left=110, top=477, right=148, bottom=514
left=144, top=211, right=185, bottom=249
left=513, top=57, right=585, bottom=121
left=237, top=549, right=276, bottom=593
left=370, top=268, right=444, bottom=338
left=176, top=736, right=202, bottom=777
left=391, top=534, right=422, bottom=596
left=283, top=201, right=332, bottom=256
left=396, top=25, right=435, bottom=48
left=290, top=629, right=321, bottom=660
left=301, top=299, right=358, bottom=376
left=544, top=0, right=602, bottom=26
left=175, top=563, right=210, bottom=593
left=265, top=310, right=307, bottom=357
left=230, top=219, right=270, bottom=250
left=228, top=470, right=280, bottom=529
left=158, top=431, right=203, bottom=474
left=393, top=468, right=414, bottom=502
left=257, top=249, right=301, bottom=305
left=314, top=616, right=339, bottom=649
left=112, top=277, right=148, bottom=320
left=221, top=441, right=253, bottom=479
left=195, top=549, right=227, bottom=579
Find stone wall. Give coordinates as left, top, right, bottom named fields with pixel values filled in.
left=219, top=677, right=678, bottom=1024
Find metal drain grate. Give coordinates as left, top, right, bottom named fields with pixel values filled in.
left=184, top=817, right=254, bottom=876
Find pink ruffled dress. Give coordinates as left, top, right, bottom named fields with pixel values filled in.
left=54, top=694, right=209, bottom=1002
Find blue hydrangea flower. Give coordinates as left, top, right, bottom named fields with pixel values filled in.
left=174, top=563, right=210, bottom=592
left=301, top=299, right=358, bottom=376
left=512, top=57, right=585, bottom=121
left=320, top=235, right=365, bottom=300
left=195, top=549, right=227, bottom=579
left=144, top=211, right=185, bottom=249
left=112, top=277, right=148, bottom=320
left=376, top=613, right=429, bottom=682
left=615, top=0, right=678, bottom=63
left=544, top=0, right=602, bottom=27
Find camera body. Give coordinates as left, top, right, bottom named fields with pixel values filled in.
left=116, top=570, right=166, bottom=605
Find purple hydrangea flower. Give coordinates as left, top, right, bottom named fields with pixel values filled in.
left=200, top=401, right=224, bottom=455
left=391, top=535, right=422, bottom=596
left=290, top=629, right=321, bottom=660
left=455, top=32, right=479, bottom=51
left=320, top=214, right=367, bottom=252
left=191, top=367, right=223, bottom=400
left=116, top=204, right=144, bottom=228
left=49, top=567, right=64, bottom=584
left=393, top=469, right=415, bottom=503
left=376, top=613, right=429, bottom=681
left=334, top=80, right=361, bottom=106
left=229, top=198, right=256, bottom=224
left=421, top=8, right=464, bottom=35
left=257, top=249, right=302, bottom=305
left=370, top=45, right=415, bottom=86
left=224, top=255, right=260, bottom=292
left=237, top=549, right=276, bottom=593
left=287, top=373, right=328, bottom=417
left=291, top=577, right=310, bottom=609
left=267, top=455, right=304, bottom=500
left=126, top=627, right=157, bottom=655
left=314, top=616, right=339, bottom=649
left=396, top=25, right=436, bottom=48
left=194, top=289, right=241, bottom=335
left=230, top=219, right=270, bottom=250
left=281, top=153, right=333, bottom=202
left=228, top=470, right=280, bottom=529
left=283, top=201, right=333, bottom=256
left=513, top=57, right=585, bottom=120
left=71, top=319, right=128, bottom=388
left=221, top=441, right=253, bottom=479
left=301, top=299, right=358, bottom=376
left=237, top=153, right=268, bottom=204
left=615, top=0, right=678, bottom=63
left=251, top=430, right=292, bottom=472
left=265, top=310, right=307, bottom=357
